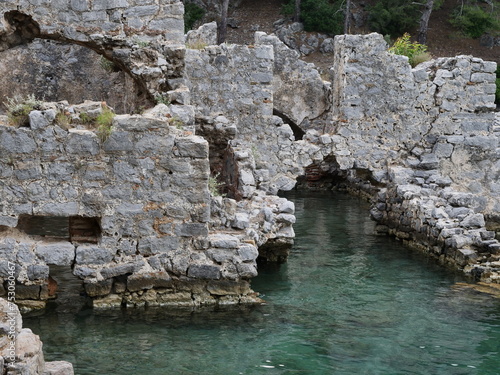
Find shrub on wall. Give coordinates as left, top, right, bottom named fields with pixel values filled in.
left=283, top=0, right=344, bottom=35
left=388, top=33, right=431, bottom=67
left=367, top=0, right=420, bottom=38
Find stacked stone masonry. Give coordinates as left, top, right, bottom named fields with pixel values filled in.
left=184, top=28, right=500, bottom=287
left=0, top=101, right=296, bottom=311
left=0, top=1, right=499, bottom=318
left=0, top=0, right=187, bottom=102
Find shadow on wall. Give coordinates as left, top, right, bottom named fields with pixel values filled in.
left=0, top=39, right=151, bottom=115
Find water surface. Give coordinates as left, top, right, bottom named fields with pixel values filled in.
left=25, top=191, right=500, bottom=374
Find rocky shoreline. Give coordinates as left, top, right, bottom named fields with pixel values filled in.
left=0, top=0, right=499, bottom=315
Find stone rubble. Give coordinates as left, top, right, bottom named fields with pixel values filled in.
left=0, top=297, right=74, bottom=374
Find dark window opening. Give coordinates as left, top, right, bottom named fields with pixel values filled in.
left=17, top=215, right=101, bottom=243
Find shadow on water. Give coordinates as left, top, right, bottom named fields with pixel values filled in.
left=23, top=190, right=500, bottom=375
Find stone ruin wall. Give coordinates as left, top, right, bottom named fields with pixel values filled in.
left=0, top=40, right=144, bottom=115
left=185, top=28, right=499, bottom=285
left=0, top=1, right=499, bottom=312
left=0, top=0, right=187, bottom=105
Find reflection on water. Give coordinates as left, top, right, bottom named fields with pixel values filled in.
left=24, top=191, right=500, bottom=374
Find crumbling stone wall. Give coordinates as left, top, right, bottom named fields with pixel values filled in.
left=0, top=102, right=274, bottom=309
left=0, top=40, right=144, bottom=114
left=0, top=0, right=187, bottom=102
left=329, top=33, right=500, bottom=282
left=185, top=27, right=500, bottom=284
left=255, top=32, right=332, bottom=131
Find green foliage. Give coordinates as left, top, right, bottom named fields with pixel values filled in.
left=184, top=3, right=205, bottom=32
left=209, top=172, right=225, bottom=197
left=96, top=107, right=115, bottom=142
left=99, top=56, right=117, bottom=72
left=168, top=116, right=184, bottom=129
left=388, top=33, right=430, bottom=67
left=55, top=111, right=71, bottom=129
left=450, top=4, right=500, bottom=39
left=283, top=0, right=344, bottom=35
left=368, top=0, right=420, bottom=38
left=79, top=112, right=93, bottom=124
left=4, top=94, right=42, bottom=127
left=154, top=93, right=171, bottom=106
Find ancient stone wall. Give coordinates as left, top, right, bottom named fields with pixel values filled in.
left=0, top=40, right=144, bottom=114
left=185, top=28, right=500, bottom=284
left=0, top=0, right=187, bottom=102
left=0, top=101, right=279, bottom=309
left=330, top=33, right=500, bottom=281
left=254, top=32, right=331, bottom=131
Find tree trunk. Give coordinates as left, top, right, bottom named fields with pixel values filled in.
left=294, top=0, right=301, bottom=22
left=417, top=0, right=434, bottom=45
left=344, top=0, right=351, bottom=34
left=218, top=0, right=230, bottom=44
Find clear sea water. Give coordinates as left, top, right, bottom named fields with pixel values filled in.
left=24, top=191, right=500, bottom=374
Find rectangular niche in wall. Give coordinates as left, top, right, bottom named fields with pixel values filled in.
left=17, top=215, right=101, bottom=243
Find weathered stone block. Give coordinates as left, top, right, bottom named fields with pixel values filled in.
left=75, top=245, right=113, bottom=265
left=0, top=216, right=18, bottom=227
left=176, top=223, right=208, bottom=237
left=27, top=265, right=49, bottom=281
left=66, top=130, right=99, bottom=155
left=35, top=242, right=75, bottom=266
left=127, top=272, right=171, bottom=292
left=0, top=128, right=37, bottom=154
left=73, top=265, right=97, bottom=278
left=207, top=280, right=245, bottom=296
left=35, top=202, right=78, bottom=216
left=236, top=263, right=258, bottom=278
left=103, top=131, right=134, bottom=152
left=29, top=110, right=55, bottom=130
left=209, top=234, right=239, bottom=249
left=237, top=245, right=259, bottom=262
left=100, top=262, right=141, bottom=279
left=43, top=361, right=75, bottom=375
left=460, top=214, right=485, bottom=228
left=187, top=265, right=221, bottom=280
left=174, top=137, right=208, bottom=158
left=231, top=213, right=249, bottom=229
left=84, top=279, right=113, bottom=297
left=137, top=236, right=179, bottom=255
left=207, top=249, right=234, bottom=263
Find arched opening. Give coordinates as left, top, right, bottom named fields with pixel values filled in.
left=0, top=11, right=154, bottom=114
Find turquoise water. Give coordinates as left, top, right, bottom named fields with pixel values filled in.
left=24, top=192, right=500, bottom=374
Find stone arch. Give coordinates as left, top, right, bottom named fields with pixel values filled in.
left=0, top=1, right=187, bottom=105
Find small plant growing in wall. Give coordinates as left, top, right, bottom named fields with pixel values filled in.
left=55, top=110, right=71, bottom=130
left=99, top=56, right=118, bottom=73
left=388, top=33, right=431, bottom=67
left=209, top=172, right=226, bottom=197
left=186, top=41, right=208, bottom=50
left=4, top=94, right=42, bottom=127
left=79, top=112, right=93, bottom=124
left=154, top=93, right=171, bottom=106
left=168, top=116, right=184, bottom=129
left=96, top=106, right=115, bottom=142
